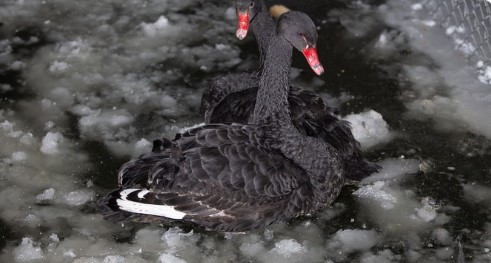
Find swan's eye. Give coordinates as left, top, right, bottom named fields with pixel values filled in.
left=250, top=2, right=254, bottom=7
left=299, top=33, right=305, bottom=38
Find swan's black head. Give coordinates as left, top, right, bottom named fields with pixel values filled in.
left=277, top=11, right=324, bottom=75
left=235, top=0, right=262, bottom=40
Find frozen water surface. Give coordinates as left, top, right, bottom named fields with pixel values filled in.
left=1, top=0, right=491, bottom=262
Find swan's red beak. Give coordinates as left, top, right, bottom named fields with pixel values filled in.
left=302, top=46, right=324, bottom=75
left=236, top=11, right=249, bottom=40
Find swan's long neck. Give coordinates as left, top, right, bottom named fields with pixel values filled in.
left=250, top=2, right=275, bottom=73
left=253, top=35, right=293, bottom=129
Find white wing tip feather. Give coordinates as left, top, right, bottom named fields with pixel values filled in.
left=116, top=189, right=186, bottom=220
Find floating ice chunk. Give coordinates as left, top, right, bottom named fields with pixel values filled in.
left=11, top=151, right=27, bottom=162
left=78, top=109, right=134, bottom=141
left=454, top=38, right=475, bottom=55
left=161, top=227, right=195, bottom=253
left=50, top=87, right=75, bottom=107
left=343, top=110, right=392, bottom=148
left=270, top=239, right=305, bottom=257
left=1, top=84, right=12, bottom=92
left=478, top=66, right=491, bottom=84
left=134, top=138, right=152, bottom=156
left=20, top=132, right=35, bottom=145
left=142, top=16, right=170, bottom=37
left=411, top=3, right=423, bottom=10
left=158, top=253, right=187, bottom=263
left=412, top=197, right=437, bottom=222
left=361, top=158, right=420, bottom=184
left=36, top=188, right=56, bottom=203
left=431, top=228, right=452, bottom=245
left=160, top=95, right=177, bottom=109
left=333, top=229, right=378, bottom=251
left=376, top=33, right=388, bottom=48
left=354, top=181, right=398, bottom=209
left=9, top=60, right=26, bottom=70
left=57, top=39, right=92, bottom=58
left=240, top=243, right=265, bottom=257
left=40, top=131, right=65, bottom=155
left=79, top=110, right=133, bottom=129
left=25, top=214, right=41, bottom=227
left=1, top=120, right=15, bottom=133
left=264, top=229, right=274, bottom=241
left=70, top=104, right=96, bottom=116
left=13, top=237, right=44, bottom=262
left=49, top=60, right=70, bottom=73
left=360, top=249, right=398, bottom=263
left=420, top=20, right=435, bottom=27
left=64, top=249, right=77, bottom=258
left=50, top=233, right=60, bottom=242
left=62, top=189, right=94, bottom=206
left=104, top=255, right=125, bottom=263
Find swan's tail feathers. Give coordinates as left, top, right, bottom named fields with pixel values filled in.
left=344, top=159, right=381, bottom=181
left=96, top=188, right=189, bottom=223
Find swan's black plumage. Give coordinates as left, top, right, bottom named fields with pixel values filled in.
left=201, top=0, right=379, bottom=181
left=97, top=12, right=347, bottom=232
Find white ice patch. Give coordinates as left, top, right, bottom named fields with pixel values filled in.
left=40, top=131, right=64, bottom=155
left=36, top=188, right=56, bottom=203
left=270, top=239, right=305, bottom=257
left=49, top=60, right=70, bottom=73
left=431, top=228, right=453, bottom=246
left=477, top=63, right=491, bottom=85
left=412, top=197, right=437, bottom=222
left=13, top=237, right=44, bottom=262
left=62, top=189, right=94, bottom=206
left=161, top=227, right=196, bottom=254
left=411, top=3, right=423, bottom=10
left=353, top=158, right=443, bottom=234
left=331, top=229, right=378, bottom=251
left=361, top=158, right=420, bottom=184
left=379, top=0, right=491, bottom=139
left=354, top=181, right=398, bottom=209
left=103, top=255, right=125, bottom=263
left=360, top=249, right=399, bottom=263
left=117, top=189, right=186, bottom=219
left=133, top=138, right=152, bottom=156
left=158, top=253, right=188, bottom=263
left=11, top=151, right=27, bottom=162
left=142, top=16, right=170, bottom=37
left=343, top=110, right=392, bottom=148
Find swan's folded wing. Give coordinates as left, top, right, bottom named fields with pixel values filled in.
left=140, top=125, right=308, bottom=229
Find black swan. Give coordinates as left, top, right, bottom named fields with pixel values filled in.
left=201, top=0, right=379, bottom=180
left=97, top=11, right=346, bottom=232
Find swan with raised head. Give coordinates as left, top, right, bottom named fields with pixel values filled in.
left=201, top=0, right=379, bottom=180
left=97, top=11, right=346, bottom=232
